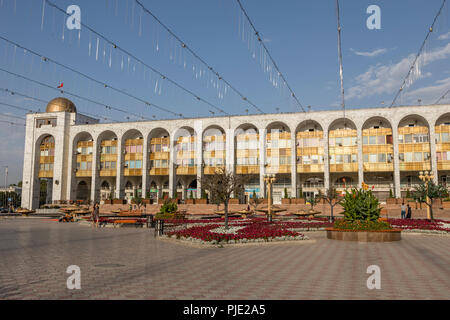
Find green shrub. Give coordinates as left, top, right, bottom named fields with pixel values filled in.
left=284, top=188, right=288, bottom=199
left=159, top=199, right=178, bottom=215
left=340, top=188, right=381, bottom=222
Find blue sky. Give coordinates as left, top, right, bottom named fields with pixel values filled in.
left=1, top=0, right=450, bottom=184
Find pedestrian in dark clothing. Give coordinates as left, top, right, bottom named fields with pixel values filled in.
left=406, top=204, right=412, bottom=219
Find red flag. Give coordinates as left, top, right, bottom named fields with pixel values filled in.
left=57, top=82, right=64, bottom=89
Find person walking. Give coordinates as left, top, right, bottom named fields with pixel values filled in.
left=401, top=202, right=406, bottom=219
left=406, top=203, right=412, bottom=219
left=94, top=203, right=100, bottom=228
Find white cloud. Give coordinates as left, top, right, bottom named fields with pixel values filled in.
left=404, top=77, right=450, bottom=104
left=262, top=38, right=271, bottom=43
left=350, top=48, right=387, bottom=57
left=347, top=43, right=450, bottom=100
left=438, top=31, right=450, bottom=40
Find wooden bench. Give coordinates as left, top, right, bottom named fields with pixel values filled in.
left=113, top=219, right=144, bottom=228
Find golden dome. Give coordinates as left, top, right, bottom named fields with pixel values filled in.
left=46, top=97, right=77, bottom=113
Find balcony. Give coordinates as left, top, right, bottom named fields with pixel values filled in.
left=329, top=163, right=358, bottom=172
left=99, top=169, right=116, bottom=177
left=363, top=163, right=394, bottom=172
left=149, top=168, right=169, bottom=176
left=399, top=162, right=431, bottom=171
left=76, top=170, right=92, bottom=177
left=236, top=165, right=259, bottom=174
left=204, top=166, right=225, bottom=175
left=124, top=168, right=142, bottom=176
left=176, top=166, right=197, bottom=175
left=297, top=164, right=324, bottom=173
left=437, top=161, right=450, bottom=170
left=265, top=165, right=291, bottom=174
left=38, top=171, right=53, bottom=178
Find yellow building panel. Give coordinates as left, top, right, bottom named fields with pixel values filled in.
left=363, top=128, right=392, bottom=136
left=398, top=126, right=428, bottom=134
left=399, top=162, right=431, bottom=171
left=124, top=168, right=142, bottom=176
left=236, top=165, right=259, bottom=174
left=76, top=170, right=92, bottom=177
left=330, top=163, right=358, bottom=172
left=297, top=164, right=324, bottom=173
left=204, top=166, right=225, bottom=175
left=99, top=169, right=116, bottom=177
left=363, top=163, right=394, bottom=172
left=100, top=154, right=117, bottom=162
left=149, top=152, right=170, bottom=160
left=437, top=162, right=450, bottom=170
left=176, top=167, right=197, bottom=175
left=101, top=140, right=117, bottom=147
left=436, top=143, right=450, bottom=152
left=149, top=168, right=169, bottom=176
left=329, top=129, right=357, bottom=138
left=38, top=171, right=53, bottom=178
left=398, top=144, right=430, bottom=153
left=124, top=153, right=143, bottom=161
left=266, top=165, right=291, bottom=174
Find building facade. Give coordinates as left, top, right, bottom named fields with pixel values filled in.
left=21, top=97, right=450, bottom=209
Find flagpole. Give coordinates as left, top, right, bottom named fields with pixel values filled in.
left=335, top=0, right=346, bottom=119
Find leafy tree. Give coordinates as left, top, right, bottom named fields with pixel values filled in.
left=201, top=168, right=250, bottom=229
left=341, top=188, right=380, bottom=222
left=413, top=181, right=448, bottom=221
left=389, top=188, right=394, bottom=199
left=321, top=187, right=344, bottom=222
left=406, top=189, right=411, bottom=198
left=189, top=190, right=194, bottom=199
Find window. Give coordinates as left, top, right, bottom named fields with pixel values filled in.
left=377, top=135, right=386, bottom=145
left=335, top=138, right=343, bottom=146
left=378, top=153, right=386, bottom=163
left=363, top=136, right=368, bottom=145
left=135, top=160, right=142, bottom=169
left=414, top=152, right=422, bottom=162
left=399, top=153, right=405, bottom=162
left=111, top=161, right=116, bottom=169
left=369, top=154, right=377, bottom=163
left=404, top=134, right=412, bottom=143
left=369, top=136, right=376, bottom=145
left=442, top=132, right=449, bottom=142
left=386, top=135, right=393, bottom=144
left=363, top=154, right=369, bottom=163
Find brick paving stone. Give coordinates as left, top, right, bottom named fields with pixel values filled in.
left=0, top=219, right=449, bottom=300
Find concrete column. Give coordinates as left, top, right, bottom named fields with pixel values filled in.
left=169, top=138, right=176, bottom=198
left=429, top=125, right=439, bottom=184
left=195, top=121, right=203, bottom=199
left=90, top=139, right=98, bottom=203
left=392, top=125, right=401, bottom=198
left=226, top=126, right=235, bottom=173
left=323, top=129, right=330, bottom=190
left=290, top=132, right=297, bottom=197
left=357, top=126, right=364, bottom=188
left=259, top=127, right=266, bottom=198
left=115, top=138, right=123, bottom=199
left=142, top=136, right=148, bottom=198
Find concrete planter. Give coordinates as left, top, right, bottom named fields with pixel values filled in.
left=185, top=199, right=195, bottom=204
left=103, top=200, right=113, bottom=205
left=229, top=199, right=239, bottom=205
left=112, top=199, right=126, bottom=205
left=196, top=199, right=208, bottom=204
left=326, top=228, right=402, bottom=242
left=442, top=201, right=450, bottom=209
left=281, top=198, right=291, bottom=205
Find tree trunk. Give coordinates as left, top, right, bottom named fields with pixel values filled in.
left=330, top=204, right=334, bottom=222
left=429, top=201, right=434, bottom=221
left=224, top=201, right=229, bottom=229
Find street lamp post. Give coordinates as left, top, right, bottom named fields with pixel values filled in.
left=419, top=171, right=434, bottom=220
left=263, top=174, right=276, bottom=222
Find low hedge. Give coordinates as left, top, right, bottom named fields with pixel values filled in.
left=334, top=219, right=392, bottom=231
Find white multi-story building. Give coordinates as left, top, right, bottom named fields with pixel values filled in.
left=21, top=97, right=450, bottom=209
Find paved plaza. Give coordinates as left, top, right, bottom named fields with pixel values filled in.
left=0, top=218, right=449, bottom=300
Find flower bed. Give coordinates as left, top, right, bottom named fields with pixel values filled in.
left=388, top=219, right=450, bottom=233
left=166, top=220, right=309, bottom=245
